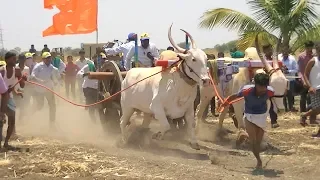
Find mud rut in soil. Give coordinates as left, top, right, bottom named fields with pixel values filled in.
left=0, top=100, right=319, bottom=180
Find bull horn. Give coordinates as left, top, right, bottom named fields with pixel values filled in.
left=273, top=35, right=282, bottom=69
left=255, top=33, right=273, bottom=72
left=168, top=24, right=186, bottom=53
left=180, top=29, right=197, bottom=49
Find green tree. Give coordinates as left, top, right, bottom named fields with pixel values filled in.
left=199, top=0, right=320, bottom=53
left=214, top=40, right=237, bottom=52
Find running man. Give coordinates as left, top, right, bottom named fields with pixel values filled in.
left=31, top=52, right=60, bottom=129
left=221, top=73, right=275, bottom=173
left=0, top=52, right=25, bottom=151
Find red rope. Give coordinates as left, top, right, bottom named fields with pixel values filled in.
left=13, top=68, right=168, bottom=108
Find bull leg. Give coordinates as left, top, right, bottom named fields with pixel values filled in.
left=141, top=114, right=152, bottom=128
left=120, top=107, right=135, bottom=142
left=185, top=106, right=200, bottom=150
left=218, top=105, right=228, bottom=129
left=150, top=103, right=171, bottom=140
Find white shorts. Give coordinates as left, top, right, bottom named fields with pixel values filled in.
left=244, top=113, right=268, bottom=130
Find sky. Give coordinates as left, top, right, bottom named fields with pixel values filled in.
left=0, top=0, right=251, bottom=51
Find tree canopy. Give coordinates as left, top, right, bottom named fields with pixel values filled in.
left=199, top=0, right=320, bottom=53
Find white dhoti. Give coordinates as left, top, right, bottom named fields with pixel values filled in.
left=244, top=113, right=268, bottom=130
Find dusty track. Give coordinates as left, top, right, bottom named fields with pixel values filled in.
left=0, top=97, right=319, bottom=179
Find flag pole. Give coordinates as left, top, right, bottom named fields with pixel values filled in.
left=96, top=0, right=99, bottom=44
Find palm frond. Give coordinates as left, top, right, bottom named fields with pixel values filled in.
left=199, top=8, right=265, bottom=34
left=246, top=0, right=281, bottom=31
left=290, top=0, right=320, bottom=33
left=237, top=30, right=278, bottom=51
left=291, top=23, right=320, bottom=52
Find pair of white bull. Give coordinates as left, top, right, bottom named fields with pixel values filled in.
left=120, top=25, right=288, bottom=150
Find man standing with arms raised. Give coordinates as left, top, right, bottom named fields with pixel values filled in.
left=104, top=33, right=137, bottom=71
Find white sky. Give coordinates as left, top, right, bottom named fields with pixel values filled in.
left=0, top=0, right=250, bottom=51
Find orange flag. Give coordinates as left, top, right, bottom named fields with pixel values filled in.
left=42, top=0, right=97, bottom=37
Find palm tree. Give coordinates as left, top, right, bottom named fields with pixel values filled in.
left=199, top=0, right=320, bottom=53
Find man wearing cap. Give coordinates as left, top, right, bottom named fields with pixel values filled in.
left=31, top=52, right=61, bottom=128
left=75, top=49, right=94, bottom=101
left=77, top=53, right=107, bottom=122
left=104, top=33, right=137, bottom=71
left=124, top=33, right=159, bottom=70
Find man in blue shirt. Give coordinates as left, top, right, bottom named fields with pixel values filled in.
left=222, top=73, right=274, bottom=173
left=279, top=46, right=298, bottom=112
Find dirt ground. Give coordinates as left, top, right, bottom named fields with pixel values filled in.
left=0, top=95, right=319, bottom=180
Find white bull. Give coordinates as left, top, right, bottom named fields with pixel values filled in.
left=197, top=38, right=288, bottom=146
left=120, top=24, right=210, bottom=150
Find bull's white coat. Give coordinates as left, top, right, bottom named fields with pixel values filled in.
left=119, top=25, right=210, bottom=149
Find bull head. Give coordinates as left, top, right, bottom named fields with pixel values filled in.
left=168, top=24, right=210, bottom=86
left=255, top=34, right=288, bottom=110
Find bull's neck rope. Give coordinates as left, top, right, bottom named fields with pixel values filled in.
left=176, top=61, right=198, bottom=86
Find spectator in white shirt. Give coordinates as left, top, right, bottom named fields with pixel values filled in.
left=279, top=46, right=298, bottom=112
left=31, top=52, right=61, bottom=128
left=104, top=33, right=137, bottom=71
left=14, top=54, right=31, bottom=122
left=75, top=49, right=94, bottom=100
left=77, top=53, right=107, bottom=122
left=124, top=33, right=160, bottom=70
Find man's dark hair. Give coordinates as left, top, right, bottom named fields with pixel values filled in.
left=18, top=54, right=25, bottom=60
left=218, top=52, right=224, bottom=58
left=167, top=46, right=174, bottom=51
left=262, top=44, right=272, bottom=50
left=67, top=55, right=73, bottom=59
left=304, top=41, right=314, bottom=48
left=254, top=73, right=269, bottom=86
left=5, top=51, right=16, bottom=60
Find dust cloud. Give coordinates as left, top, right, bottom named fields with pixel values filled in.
left=14, top=91, right=117, bottom=148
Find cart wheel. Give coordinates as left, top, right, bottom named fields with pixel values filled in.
left=98, top=61, right=124, bottom=134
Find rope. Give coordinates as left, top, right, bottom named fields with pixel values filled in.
left=13, top=66, right=171, bottom=108
left=13, top=59, right=244, bottom=113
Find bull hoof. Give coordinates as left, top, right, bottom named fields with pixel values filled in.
left=190, top=142, right=200, bottom=150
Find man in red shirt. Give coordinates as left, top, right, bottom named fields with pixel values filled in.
left=64, top=56, right=80, bottom=100
left=298, top=41, right=317, bottom=125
